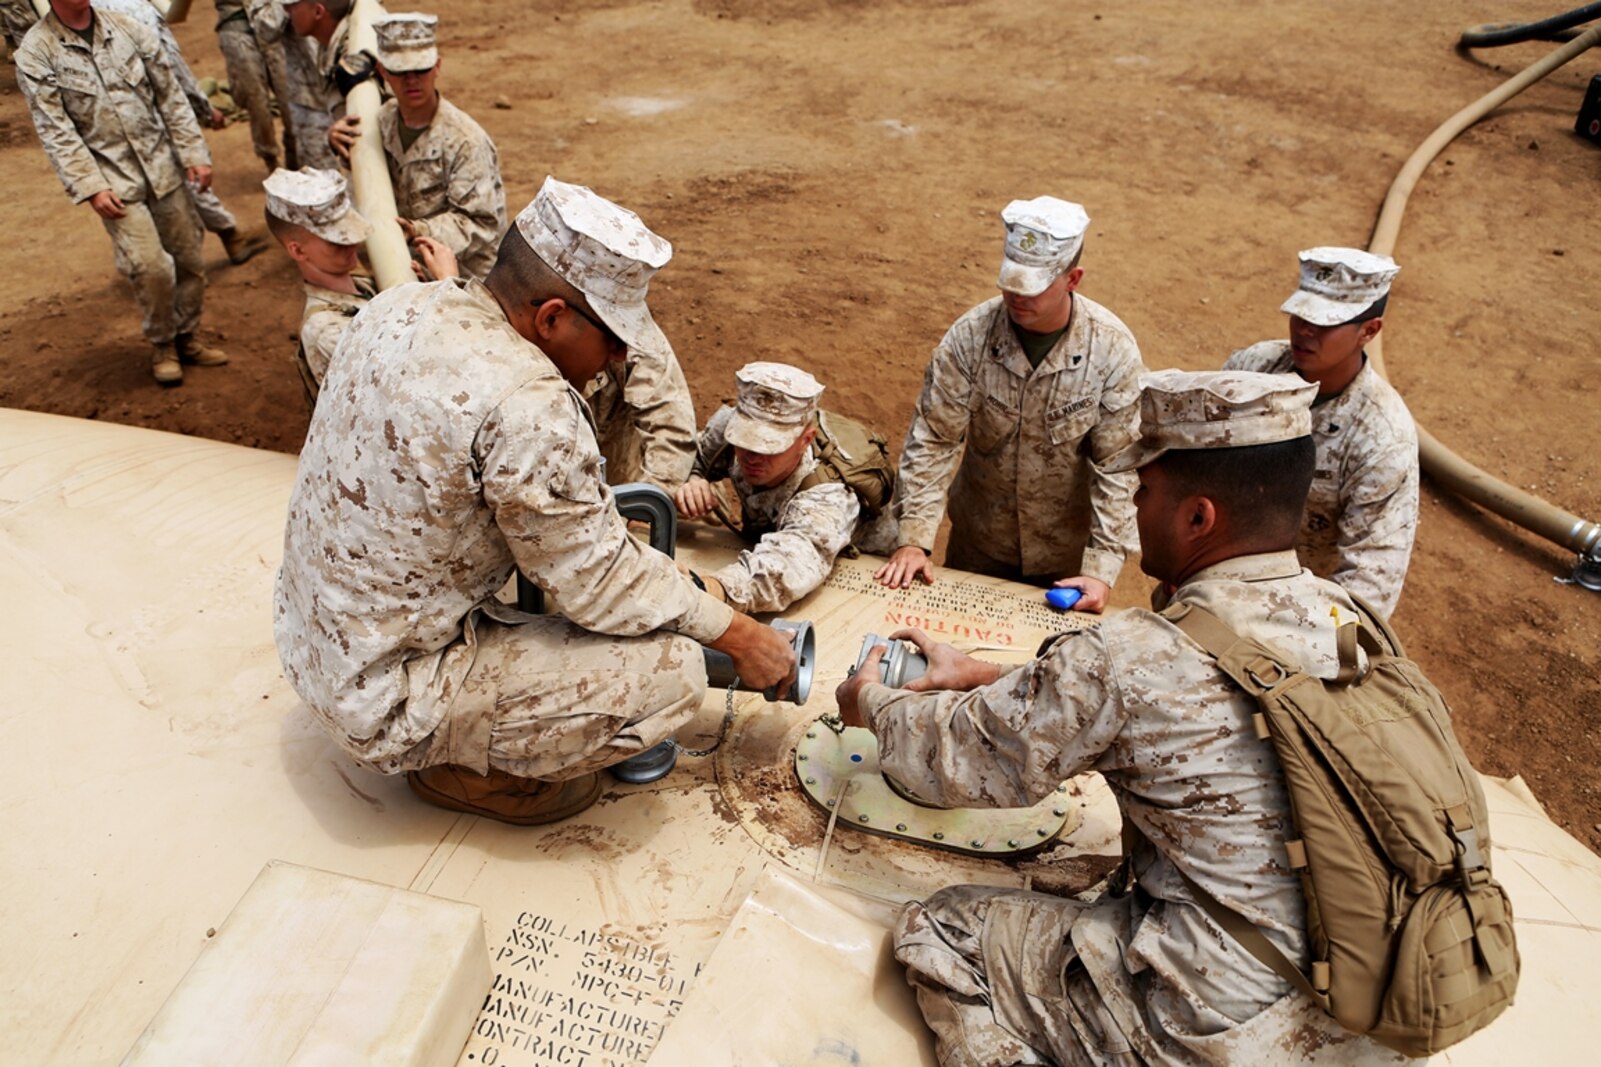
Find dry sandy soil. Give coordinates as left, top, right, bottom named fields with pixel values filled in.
left=2, top=1, right=1597, bottom=847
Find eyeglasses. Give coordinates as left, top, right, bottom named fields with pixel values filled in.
left=565, top=301, right=626, bottom=352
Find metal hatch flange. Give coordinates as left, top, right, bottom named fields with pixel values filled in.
left=795, top=721, right=1079, bottom=857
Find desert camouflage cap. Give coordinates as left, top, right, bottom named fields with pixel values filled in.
left=263, top=167, right=372, bottom=246
left=724, top=362, right=825, bottom=455
left=1281, top=246, right=1400, bottom=327
left=997, top=196, right=1090, bottom=297
left=1104, top=369, right=1317, bottom=473
left=515, top=177, right=673, bottom=355
left=373, top=13, right=439, bottom=73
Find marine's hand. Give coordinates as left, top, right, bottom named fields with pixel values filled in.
left=88, top=189, right=126, bottom=219
left=874, top=545, right=935, bottom=589
left=1052, top=575, right=1110, bottom=614
left=675, top=477, right=717, bottom=520
left=327, top=115, right=360, bottom=160
left=834, top=641, right=885, bottom=728
left=410, top=235, right=458, bottom=280
left=186, top=164, right=213, bottom=192
left=889, top=627, right=1001, bottom=692
left=709, top=612, right=797, bottom=700
left=209, top=106, right=226, bottom=130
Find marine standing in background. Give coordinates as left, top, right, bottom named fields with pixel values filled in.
left=249, top=0, right=352, bottom=170
left=93, top=0, right=270, bottom=266
left=676, top=362, right=896, bottom=613
left=16, top=0, right=229, bottom=386
left=1225, top=247, right=1418, bottom=616
left=876, top=197, right=1146, bottom=612
left=211, top=0, right=281, bottom=172
left=326, top=12, right=506, bottom=281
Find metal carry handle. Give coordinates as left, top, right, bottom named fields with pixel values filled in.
left=517, top=483, right=676, bottom=614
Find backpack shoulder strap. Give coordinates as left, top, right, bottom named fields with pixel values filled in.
left=1119, top=815, right=1330, bottom=1006
left=1174, top=864, right=1331, bottom=1008
left=1343, top=591, right=1405, bottom=658
left=1167, top=601, right=1368, bottom=690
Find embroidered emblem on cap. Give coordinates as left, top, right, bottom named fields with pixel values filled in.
left=1281, top=246, right=1400, bottom=328
left=1104, top=369, right=1318, bottom=473
left=373, top=13, right=439, bottom=73
left=997, top=196, right=1090, bottom=297
left=724, top=361, right=825, bottom=455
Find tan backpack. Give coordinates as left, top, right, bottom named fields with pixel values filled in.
left=1156, top=596, right=1520, bottom=1058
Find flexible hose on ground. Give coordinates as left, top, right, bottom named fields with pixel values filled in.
left=1459, top=2, right=1601, bottom=47
left=1366, top=22, right=1601, bottom=565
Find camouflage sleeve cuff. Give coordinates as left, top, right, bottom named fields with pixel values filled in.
left=70, top=180, right=112, bottom=204
left=1078, top=547, right=1125, bottom=587
left=676, top=590, right=736, bottom=645
left=895, top=520, right=938, bottom=554
left=857, top=682, right=900, bottom=731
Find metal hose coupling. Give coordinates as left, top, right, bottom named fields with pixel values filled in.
left=850, top=632, right=929, bottom=689
left=702, top=619, right=817, bottom=704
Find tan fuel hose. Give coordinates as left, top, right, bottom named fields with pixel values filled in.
left=345, top=0, right=412, bottom=290
left=1365, top=24, right=1601, bottom=571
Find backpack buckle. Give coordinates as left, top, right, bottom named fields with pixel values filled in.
left=1451, top=824, right=1489, bottom=886
left=1245, top=658, right=1288, bottom=690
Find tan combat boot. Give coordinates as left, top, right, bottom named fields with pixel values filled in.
left=407, top=765, right=604, bottom=826
left=151, top=343, right=183, bottom=386
left=220, top=226, right=270, bottom=265
left=175, top=332, right=230, bottom=367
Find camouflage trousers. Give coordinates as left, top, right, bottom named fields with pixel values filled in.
left=895, top=886, right=1398, bottom=1066
left=943, top=535, right=1077, bottom=589
left=285, top=101, right=339, bottom=171
left=216, top=19, right=277, bottom=165
left=191, top=186, right=237, bottom=235
left=101, top=188, right=206, bottom=346
left=894, top=886, right=1139, bottom=1067
left=389, top=611, right=708, bottom=782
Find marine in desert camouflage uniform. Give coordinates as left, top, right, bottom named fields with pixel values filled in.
left=837, top=370, right=1411, bottom=1067
left=878, top=196, right=1145, bottom=613
left=93, top=0, right=270, bottom=266
left=316, top=12, right=691, bottom=491
left=676, top=362, right=892, bottom=614
left=326, top=12, right=506, bottom=280
left=581, top=341, right=698, bottom=491
left=274, top=177, right=794, bottom=826
left=1225, top=247, right=1418, bottom=617
left=249, top=0, right=348, bottom=170
left=15, top=0, right=229, bottom=385
left=211, top=0, right=280, bottom=170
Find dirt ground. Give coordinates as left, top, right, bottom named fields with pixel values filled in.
left=2, top=1, right=1597, bottom=849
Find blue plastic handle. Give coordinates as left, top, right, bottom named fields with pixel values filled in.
left=1045, top=587, right=1082, bottom=611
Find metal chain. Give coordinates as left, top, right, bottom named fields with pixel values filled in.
left=816, top=712, right=846, bottom=734
left=671, top=678, right=740, bottom=758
